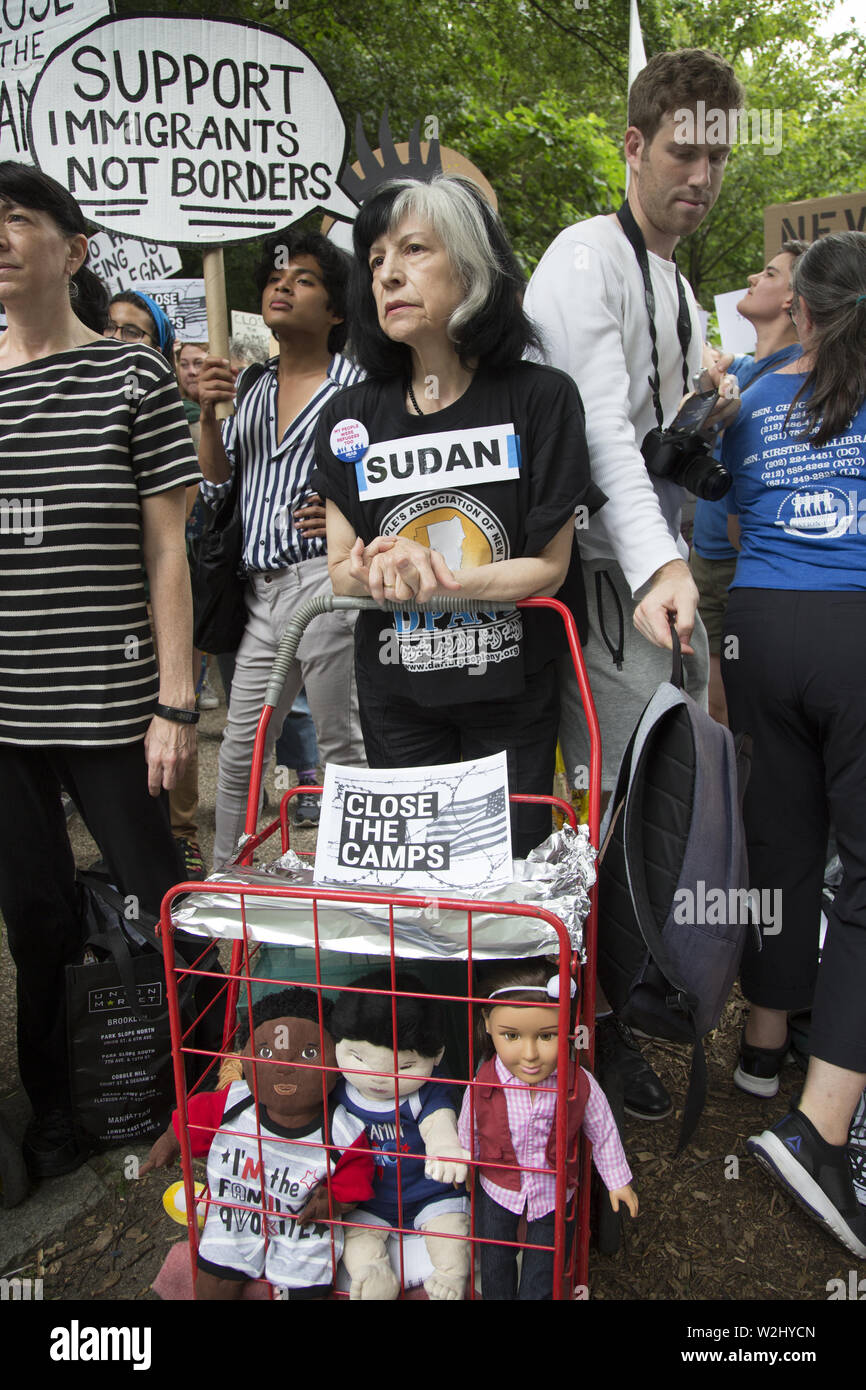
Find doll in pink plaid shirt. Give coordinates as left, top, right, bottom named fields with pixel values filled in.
left=458, top=959, right=638, bottom=1300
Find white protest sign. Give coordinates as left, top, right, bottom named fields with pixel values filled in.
left=714, top=289, right=757, bottom=357
left=27, top=14, right=358, bottom=245
left=135, top=278, right=206, bottom=342
left=86, top=230, right=181, bottom=295
left=314, top=752, right=512, bottom=891
left=230, top=309, right=272, bottom=358
left=0, top=0, right=109, bottom=161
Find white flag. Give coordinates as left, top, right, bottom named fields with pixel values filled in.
left=625, top=0, right=648, bottom=191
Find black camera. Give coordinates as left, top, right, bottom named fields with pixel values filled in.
left=641, top=389, right=732, bottom=501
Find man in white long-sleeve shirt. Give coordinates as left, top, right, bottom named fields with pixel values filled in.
left=525, top=48, right=744, bottom=1121
left=525, top=48, right=744, bottom=795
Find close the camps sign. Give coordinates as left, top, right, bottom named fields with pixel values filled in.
left=27, top=14, right=358, bottom=245
left=0, top=0, right=109, bottom=160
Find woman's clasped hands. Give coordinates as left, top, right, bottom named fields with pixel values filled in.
left=349, top=534, right=463, bottom=605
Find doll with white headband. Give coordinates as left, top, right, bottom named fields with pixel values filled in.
left=458, top=958, right=638, bottom=1300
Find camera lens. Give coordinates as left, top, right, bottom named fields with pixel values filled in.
left=680, top=455, right=732, bottom=500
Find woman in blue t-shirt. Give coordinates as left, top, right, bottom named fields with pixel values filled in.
left=720, top=231, right=866, bottom=1258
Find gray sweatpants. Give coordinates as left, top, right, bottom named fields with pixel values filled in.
left=559, top=560, right=709, bottom=795
left=213, top=556, right=366, bottom=869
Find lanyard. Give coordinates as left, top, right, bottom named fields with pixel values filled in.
left=615, top=200, right=692, bottom=430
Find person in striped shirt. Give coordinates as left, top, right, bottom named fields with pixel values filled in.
left=198, top=231, right=366, bottom=870
left=0, top=163, right=201, bottom=1178
left=458, top=959, right=637, bottom=1299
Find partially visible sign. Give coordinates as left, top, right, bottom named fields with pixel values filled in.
left=134, top=278, right=206, bottom=341
left=714, top=289, right=757, bottom=357
left=315, top=752, right=512, bottom=891
left=230, top=309, right=271, bottom=359
left=28, top=15, right=358, bottom=245
left=0, top=0, right=109, bottom=161
left=86, top=230, right=181, bottom=295
left=764, top=190, right=866, bottom=262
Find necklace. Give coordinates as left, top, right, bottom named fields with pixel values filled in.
left=407, top=380, right=424, bottom=416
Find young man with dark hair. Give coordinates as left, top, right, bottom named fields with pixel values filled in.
left=198, top=230, right=366, bottom=869
left=525, top=48, right=745, bottom=1120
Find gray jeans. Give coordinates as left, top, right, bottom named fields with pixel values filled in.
left=558, top=559, right=709, bottom=794
left=213, top=556, right=365, bottom=868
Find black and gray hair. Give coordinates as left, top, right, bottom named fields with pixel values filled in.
left=787, top=230, right=866, bottom=446
left=0, top=161, right=108, bottom=332
left=348, top=174, right=541, bottom=378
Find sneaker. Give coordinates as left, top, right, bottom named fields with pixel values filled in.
left=23, top=1109, right=92, bottom=1180
left=748, top=1110, right=866, bottom=1259
left=595, top=1014, right=672, bottom=1120
left=197, top=676, right=219, bottom=710
left=733, top=1027, right=791, bottom=1098
left=293, top=785, right=320, bottom=828
left=850, top=1090, right=866, bottom=1209
left=176, top=837, right=206, bottom=881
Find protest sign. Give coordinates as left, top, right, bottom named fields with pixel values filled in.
left=230, top=309, right=272, bottom=360
left=86, top=230, right=181, bottom=295
left=134, top=278, right=206, bottom=342
left=314, top=752, right=512, bottom=892
left=27, top=14, right=358, bottom=246
left=763, top=190, right=866, bottom=263
left=714, top=288, right=756, bottom=356
left=0, top=0, right=109, bottom=161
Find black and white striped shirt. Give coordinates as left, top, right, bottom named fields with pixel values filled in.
left=201, top=352, right=362, bottom=572
left=0, top=340, right=200, bottom=746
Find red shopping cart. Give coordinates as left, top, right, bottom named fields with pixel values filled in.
left=157, top=595, right=602, bottom=1300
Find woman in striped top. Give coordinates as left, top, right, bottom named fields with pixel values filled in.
left=0, top=163, right=201, bottom=1180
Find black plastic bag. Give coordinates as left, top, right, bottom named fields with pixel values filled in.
left=67, top=873, right=223, bottom=1147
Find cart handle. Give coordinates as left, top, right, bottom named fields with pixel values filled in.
left=265, top=593, right=521, bottom=708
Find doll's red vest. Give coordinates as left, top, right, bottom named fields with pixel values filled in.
left=473, top=1058, right=590, bottom=1191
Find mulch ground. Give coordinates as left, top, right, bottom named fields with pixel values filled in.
left=3, top=695, right=859, bottom=1308
left=9, top=986, right=856, bottom=1305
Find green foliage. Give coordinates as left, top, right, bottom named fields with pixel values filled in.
left=113, top=0, right=866, bottom=313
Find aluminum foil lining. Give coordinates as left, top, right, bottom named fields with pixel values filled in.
left=172, top=824, right=595, bottom=961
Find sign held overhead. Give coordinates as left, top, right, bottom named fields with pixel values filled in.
left=27, top=14, right=358, bottom=245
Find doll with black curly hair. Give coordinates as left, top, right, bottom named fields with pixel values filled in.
left=142, top=986, right=374, bottom=1299
left=331, top=970, right=471, bottom=1301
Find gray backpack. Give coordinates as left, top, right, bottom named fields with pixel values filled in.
left=597, top=632, right=755, bottom=1149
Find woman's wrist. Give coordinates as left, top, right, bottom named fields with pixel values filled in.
left=154, top=703, right=199, bottom=724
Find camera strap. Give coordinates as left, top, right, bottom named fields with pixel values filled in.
left=616, top=200, right=692, bottom=429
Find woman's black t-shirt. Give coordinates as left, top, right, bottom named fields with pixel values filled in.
left=313, top=360, right=603, bottom=707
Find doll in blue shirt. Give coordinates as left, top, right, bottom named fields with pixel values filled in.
left=332, top=971, right=470, bottom=1300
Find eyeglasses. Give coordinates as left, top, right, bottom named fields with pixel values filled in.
left=103, top=321, right=152, bottom=343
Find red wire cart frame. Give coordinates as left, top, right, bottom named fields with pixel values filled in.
left=158, top=595, right=602, bottom=1300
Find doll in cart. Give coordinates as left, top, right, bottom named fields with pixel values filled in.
left=142, top=987, right=375, bottom=1299
left=458, top=959, right=638, bottom=1300
left=331, top=970, right=472, bottom=1301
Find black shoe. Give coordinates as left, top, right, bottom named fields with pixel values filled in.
left=748, top=1110, right=866, bottom=1259
left=22, top=1110, right=92, bottom=1180
left=733, top=1027, right=791, bottom=1098
left=595, top=1015, right=672, bottom=1120
left=293, top=784, right=320, bottom=828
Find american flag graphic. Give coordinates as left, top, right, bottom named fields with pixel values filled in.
left=423, top=787, right=509, bottom=859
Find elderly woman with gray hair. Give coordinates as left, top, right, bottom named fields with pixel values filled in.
left=720, top=230, right=866, bottom=1259
left=314, top=175, right=604, bottom=857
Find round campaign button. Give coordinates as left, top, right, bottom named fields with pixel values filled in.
left=330, top=418, right=369, bottom=463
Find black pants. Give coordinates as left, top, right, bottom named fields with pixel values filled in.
left=0, top=742, right=185, bottom=1112
left=475, top=1183, right=574, bottom=1300
left=722, top=589, right=866, bottom=1072
left=356, top=661, right=560, bottom=860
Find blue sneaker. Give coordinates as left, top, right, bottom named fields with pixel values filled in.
left=748, top=1110, right=866, bottom=1259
